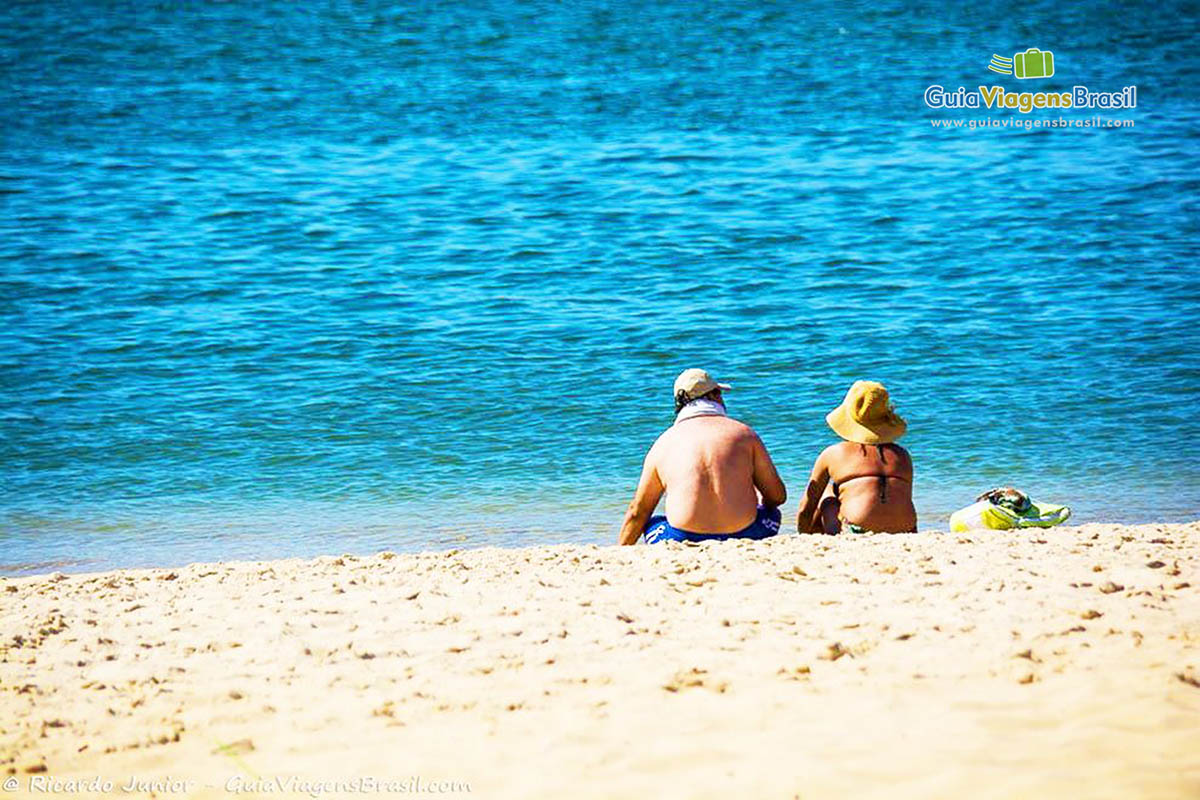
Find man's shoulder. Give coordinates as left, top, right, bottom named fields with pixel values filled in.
left=706, top=417, right=764, bottom=450
left=648, top=424, right=687, bottom=452
left=692, top=415, right=756, bottom=435
left=657, top=415, right=753, bottom=443
left=724, top=416, right=760, bottom=438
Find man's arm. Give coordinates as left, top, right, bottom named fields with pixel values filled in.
left=795, top=448, right=832, bottom=533
left=751, top=434, right=787, bottom=508
left=617, top=447, right=666, bottom=546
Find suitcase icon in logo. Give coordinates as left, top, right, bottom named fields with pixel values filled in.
left=1013, top=48, right=1054, bottom=79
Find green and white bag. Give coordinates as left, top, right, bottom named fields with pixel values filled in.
left=949, top=487, right=1071, bottom=532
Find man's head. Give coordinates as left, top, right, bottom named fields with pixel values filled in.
left=672, top=368, right=731, bottom=415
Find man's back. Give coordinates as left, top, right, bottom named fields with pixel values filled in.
left=653, top=416, right=775, bottom=533
left=618, top=369, right=786, bottom=545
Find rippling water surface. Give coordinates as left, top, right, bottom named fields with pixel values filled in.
left=2, top=1, right=1198, bottom=573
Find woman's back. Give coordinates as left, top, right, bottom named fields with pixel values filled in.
left=826, top=441, right=916, bottom=533
left=795, top=380, right=916, bottom=535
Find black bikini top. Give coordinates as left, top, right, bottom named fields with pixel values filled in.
left=831, top=444, right=910, bottom=503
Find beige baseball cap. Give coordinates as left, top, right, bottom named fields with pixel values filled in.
left=673, top=368, right=731, bottom=402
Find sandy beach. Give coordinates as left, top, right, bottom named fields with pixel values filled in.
left=2, top=521, right=1198, bottom=799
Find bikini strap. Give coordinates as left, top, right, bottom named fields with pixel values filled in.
left=876, top=445, right=887, bottom=503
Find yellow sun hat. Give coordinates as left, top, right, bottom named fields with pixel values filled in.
left=825, top=381, right=907, bottom=444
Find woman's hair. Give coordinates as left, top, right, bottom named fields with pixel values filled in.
left=675, top=388, right=721, bottom=415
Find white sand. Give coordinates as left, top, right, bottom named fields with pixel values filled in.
left=2, top=522, right=1198, bottom=799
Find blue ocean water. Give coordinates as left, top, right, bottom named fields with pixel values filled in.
left=2, top=1, right=1198, bottom=574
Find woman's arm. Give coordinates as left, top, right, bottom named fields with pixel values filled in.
left=795, top=449, right=832, bottom=533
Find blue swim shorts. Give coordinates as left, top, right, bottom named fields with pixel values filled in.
left=642, top=505, right=782, bottom=544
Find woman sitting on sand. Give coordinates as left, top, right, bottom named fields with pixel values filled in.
left=796, top=381, right=917, bottom=534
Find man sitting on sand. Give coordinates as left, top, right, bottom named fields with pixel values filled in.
left=796, top=380, right=917, bottom=534
left=618, top=369, right=787, bottom=545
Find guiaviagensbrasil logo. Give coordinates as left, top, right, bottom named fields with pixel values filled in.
left=988, top=48, right=1054, bottom=79
left=924, top=48, right=1136, bottom=114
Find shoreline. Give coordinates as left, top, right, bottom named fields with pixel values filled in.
left=2, top=521, right=1198, bottom=798
left=5, top=496, right=1200, bottom=580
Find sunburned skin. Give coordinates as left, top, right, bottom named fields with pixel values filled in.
left=796, top=441, right=917, bottom=534
left=618, top=396, right=786, bottom=545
